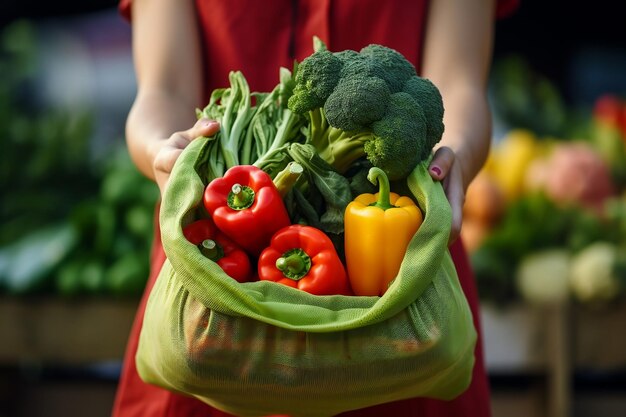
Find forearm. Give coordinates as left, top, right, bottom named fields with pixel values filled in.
left=422, top=0, right=495, bottom=187
left=126, top=88, right=200, bottom=181
left=126, top=0, right=205, bottom=183
left=435, top=83, right=492, bottom=190
left=420, top=0, right=496, bottom=240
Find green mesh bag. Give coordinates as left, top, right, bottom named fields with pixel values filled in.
left=136, top=137, right=477, bottom=417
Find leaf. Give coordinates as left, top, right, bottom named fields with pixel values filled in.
left=0, top=223, right=77, bottom=294
left=292, top=188, right=321, bottom=228
left=288, top=143, right=352, bottom=234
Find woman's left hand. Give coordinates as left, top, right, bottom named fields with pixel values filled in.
left=428, top=146, right=466, bottom=245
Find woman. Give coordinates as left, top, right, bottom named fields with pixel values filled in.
left=113, top=1, right=517, bottom=416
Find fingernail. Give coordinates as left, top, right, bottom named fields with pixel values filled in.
left=430, top=166, right=442, bottom=176
left=204, top=120, right=218, bottom=128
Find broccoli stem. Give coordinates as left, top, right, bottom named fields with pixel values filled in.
left=305, top=108, right=369, bottom=174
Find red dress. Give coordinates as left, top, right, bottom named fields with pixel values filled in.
left=113, top=1, right=516, bottom=416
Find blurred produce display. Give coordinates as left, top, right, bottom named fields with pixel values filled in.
left=468, top=58, right=626, bottom=306
left=0, top=21, right=157, bottom=297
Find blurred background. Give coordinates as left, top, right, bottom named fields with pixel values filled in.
left=0, top=1, right=625, bottom=416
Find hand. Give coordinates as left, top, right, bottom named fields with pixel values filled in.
left=151, top=118, right=220, bottom=194
left=428, top=146, right=465, bottom=245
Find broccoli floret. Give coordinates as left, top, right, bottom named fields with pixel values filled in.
left=367, top=92, right=427, bottom=179
left=403, top=76, right=445, bottom=151
left=359, top=44, right=417, bottom=93
left=334, top=49, right=361, bottom=67
left=323, top=75, right=391, bottom=131
left=335, top=46, right=416, bottom=94
left=288, top=49, right=342, bottom=114
left=336, top=50, right=372, bottom=78
left=289, top=41, right=444, bottom=180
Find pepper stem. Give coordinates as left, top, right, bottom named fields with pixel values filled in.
left=199, top=239, right=224, bottom=262
left=275, top=248, right=311, bottom=280
left=367, top=167, right=395, bottom=210
left=228, top=183, right=255, bottom=210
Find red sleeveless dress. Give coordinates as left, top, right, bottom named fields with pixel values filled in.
left=113, top=1, right=517, bottom=416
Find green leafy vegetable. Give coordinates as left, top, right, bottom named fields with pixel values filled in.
left=196, top=69, right=307, bottom=178
left=287, top=143, right=352, bottom=234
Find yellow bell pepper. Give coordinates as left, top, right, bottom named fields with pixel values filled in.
left=344, top=167, right=423, bottom=296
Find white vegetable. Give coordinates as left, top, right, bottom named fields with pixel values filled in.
left=515, top=249, right=571, bottom=304
left=569, top=242, right=621, bottom=303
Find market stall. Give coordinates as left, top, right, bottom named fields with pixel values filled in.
left=1, top=4, right=626, bottom=417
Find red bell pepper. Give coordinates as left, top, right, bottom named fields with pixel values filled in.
left=258, top=225, right=351, bottom=296
left=203, top=165, right=291, bottom=257
left=183, top=219, right=253, bottom=283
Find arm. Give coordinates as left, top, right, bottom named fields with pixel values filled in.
left=126, top=0, right=219, bottom=193
left=421, top=0, right=496, bottom=243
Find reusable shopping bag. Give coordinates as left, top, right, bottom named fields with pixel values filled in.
left=136, top=137, right=477, bottom=417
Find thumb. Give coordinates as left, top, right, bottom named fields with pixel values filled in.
left=428, top=146, right=455, bottom=181
left=187, top=118, right=220, bottom=140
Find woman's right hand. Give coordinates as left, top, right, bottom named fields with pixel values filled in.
left=151, top=118, right=220, bottom=194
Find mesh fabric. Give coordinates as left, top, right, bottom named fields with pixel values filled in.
left=136, top=138, right=477, bottom=417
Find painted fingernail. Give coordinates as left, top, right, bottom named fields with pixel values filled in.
left=430, top=166, right=442, bottom=176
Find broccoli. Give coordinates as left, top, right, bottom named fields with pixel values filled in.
left=323, top=76, right=391, bottom=131
left=289, top=49, right=342, bottom=114
left=368, top=92, right=427, bottom=179
left=402, top=76, right=445, bottom=152
left=305, top=107, right=370, bottom=175
left=288, top=42, right=445, bottom=180
left=359, top=44, right=417, bottom=93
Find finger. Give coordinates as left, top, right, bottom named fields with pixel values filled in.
left=153, top=145, right=183, bottom=192
left=167, top=118, right=219, bottom=150
left=152, top=119, right=220, bottom=196
left=428, top=146, right=455, bottom=181
left=154, top=145, right=183, bottom=174
left=442, top=162, right=465, bottom=245
left=187, top=118, right=220, bottom=140
left=447, top=182, right=465, bottom=245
